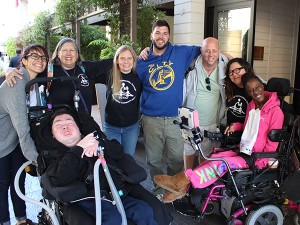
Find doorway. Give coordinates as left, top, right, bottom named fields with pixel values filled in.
left=205, top=0, right=255, bottom=62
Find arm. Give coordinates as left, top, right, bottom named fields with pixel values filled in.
left=46, top=146, right=84, bottom=186
left=6, top=79, right=38, bottom=161
left=5, top=68, right=24, bottom=87
left=139, top=47, right=150, bottom=60
left=48, top=133, right=98, bottom=186
left=263, top=108, right=284, bottom=153
left=83, top=58, right=113, bottom=84
left=222, top=52, right=233, bottom=60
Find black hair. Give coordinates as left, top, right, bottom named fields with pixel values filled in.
left=152, top=20, right=170, bottom=34
left=241, top=73, right=263, bottom=95
left=50, top=108, right=83, bottom=134
left=225, top=58, right=255, bottom=100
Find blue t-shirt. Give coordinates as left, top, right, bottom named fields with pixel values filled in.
left=137, top=43, right=200, bottom=117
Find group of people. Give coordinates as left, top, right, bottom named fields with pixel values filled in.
left=0, top=18, right=285, bottom=225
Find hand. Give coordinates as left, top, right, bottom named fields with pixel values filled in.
left=222, top=52, right=233, bottom=60
left=139, top=47, right=150, bottom=60
left=77, top=133, right=99, bottom=158
left=224, top=124, right=234, bottom=136
left=6, top=68, right=23, bottom=87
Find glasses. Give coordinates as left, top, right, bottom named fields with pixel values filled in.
left=205, top=77, right=211, bottom=91
left=26, top=53, right=48, bottom=62
left=229, top=67, right=244, bottom=76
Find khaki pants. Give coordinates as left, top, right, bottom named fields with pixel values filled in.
left=141, top=116, right=184, bottom=179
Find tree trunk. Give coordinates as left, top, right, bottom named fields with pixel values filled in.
left=119, top=0, right=130, bottom=36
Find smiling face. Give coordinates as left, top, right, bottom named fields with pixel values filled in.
left=245, top=79, right=267, bottom=109
left=22, top=49, right=47, bottom=79
left=201, top=38, right=220, bottom=68
left=58, top=42, right=78, bottom=70
left=151, top=26, right=170, bottom=54
left=52, top=114, right=82, bottom=147
left=117, top=50, right=134, bottom=74
left=228, top=62, right=246, bottom=88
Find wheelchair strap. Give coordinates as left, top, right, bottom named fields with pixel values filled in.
left=238, top=152, right=254, bottom=167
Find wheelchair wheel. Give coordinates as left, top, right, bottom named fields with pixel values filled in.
left=245, top=205, right=283, bottom=225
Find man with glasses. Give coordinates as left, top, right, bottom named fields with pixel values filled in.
left=183, top=37, right=231, bottom=168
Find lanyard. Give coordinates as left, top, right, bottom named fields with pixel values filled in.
left=60, top=66, right=90, bottom=114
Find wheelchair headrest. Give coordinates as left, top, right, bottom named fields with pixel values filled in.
left=266, top=78, right=290, bottom=97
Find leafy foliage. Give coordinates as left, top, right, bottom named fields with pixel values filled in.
left=96, top=35, right=140, bottom=59
left=80, top=25, right=107, bottom=60
left=5, top=38, right=18, bottom=57
left=18, top=11, right=52, bottom=48
left=55, top=0, right=97, bottom=36
left=137, top=3, right=166, bottom=49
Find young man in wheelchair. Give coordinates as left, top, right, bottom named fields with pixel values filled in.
left=154, top=74, right=284, bottom=203
left=41, top=108, right=172, bottom=225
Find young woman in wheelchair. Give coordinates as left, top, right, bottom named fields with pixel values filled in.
left=154, top=73, right=284, bottom=203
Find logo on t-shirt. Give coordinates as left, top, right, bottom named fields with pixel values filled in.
left=113, top=80, right=136, bottom=104
left=228, top=95, right=248, bottom=118
left=148, top=61, right=174, bottom=90
left=78, top=74, right=89, bottom=87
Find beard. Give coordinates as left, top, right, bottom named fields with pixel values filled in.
left=152, top=39, right=168, bottom=50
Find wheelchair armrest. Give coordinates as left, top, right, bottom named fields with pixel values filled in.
left=251, top=152, right=278, bottom=159
left=268, top=129, right=289, bottom=142
left=204, top=130, right=223, bottom=142
left=41, top=174, right=87, bottom=203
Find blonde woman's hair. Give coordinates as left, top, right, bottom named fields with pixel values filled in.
left=109, top=45, right=137, bottom=96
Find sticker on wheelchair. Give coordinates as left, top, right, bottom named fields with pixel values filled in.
left=178, top=106, right=199, bottom=141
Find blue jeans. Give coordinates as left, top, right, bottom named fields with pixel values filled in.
left=104, top=121, right=140, bottom=156
left=0, top=145, right=27, bottom=224
left=77, top=195, right=158, bottom=225
left=76, top=199, right=122, bottom=225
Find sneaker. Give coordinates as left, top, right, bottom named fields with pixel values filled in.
left=17, top=219, right=37, bottom=225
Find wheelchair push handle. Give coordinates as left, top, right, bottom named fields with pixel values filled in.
left=25, top=76, right=81, bottom=93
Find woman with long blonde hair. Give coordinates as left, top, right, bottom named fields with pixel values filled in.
left=104, top=45, right=142, bottom=156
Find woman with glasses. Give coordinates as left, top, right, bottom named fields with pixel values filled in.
left=224, top=58, right=255, bottom=127
left=0, top=44, right=49, bottom=225
left=6, top=38, right=113, bottom=115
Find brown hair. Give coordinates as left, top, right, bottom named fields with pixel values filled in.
left=152, top=20, right=170, bottom=33
left=225, top=58, right=255, bottom=99
left=21, top=44, right=49, bottom=72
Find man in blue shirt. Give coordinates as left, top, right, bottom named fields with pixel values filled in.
left=137, top=20, right=200, bottom=191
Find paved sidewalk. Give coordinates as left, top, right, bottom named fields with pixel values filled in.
left=8, top=105, right=295, bottom=225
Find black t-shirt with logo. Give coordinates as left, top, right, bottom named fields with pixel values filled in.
left=226, top=86, right=251, bottom=125
left=48, top=59, right=112, bottom=114
left=105, top=71, right=142, bottom=127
